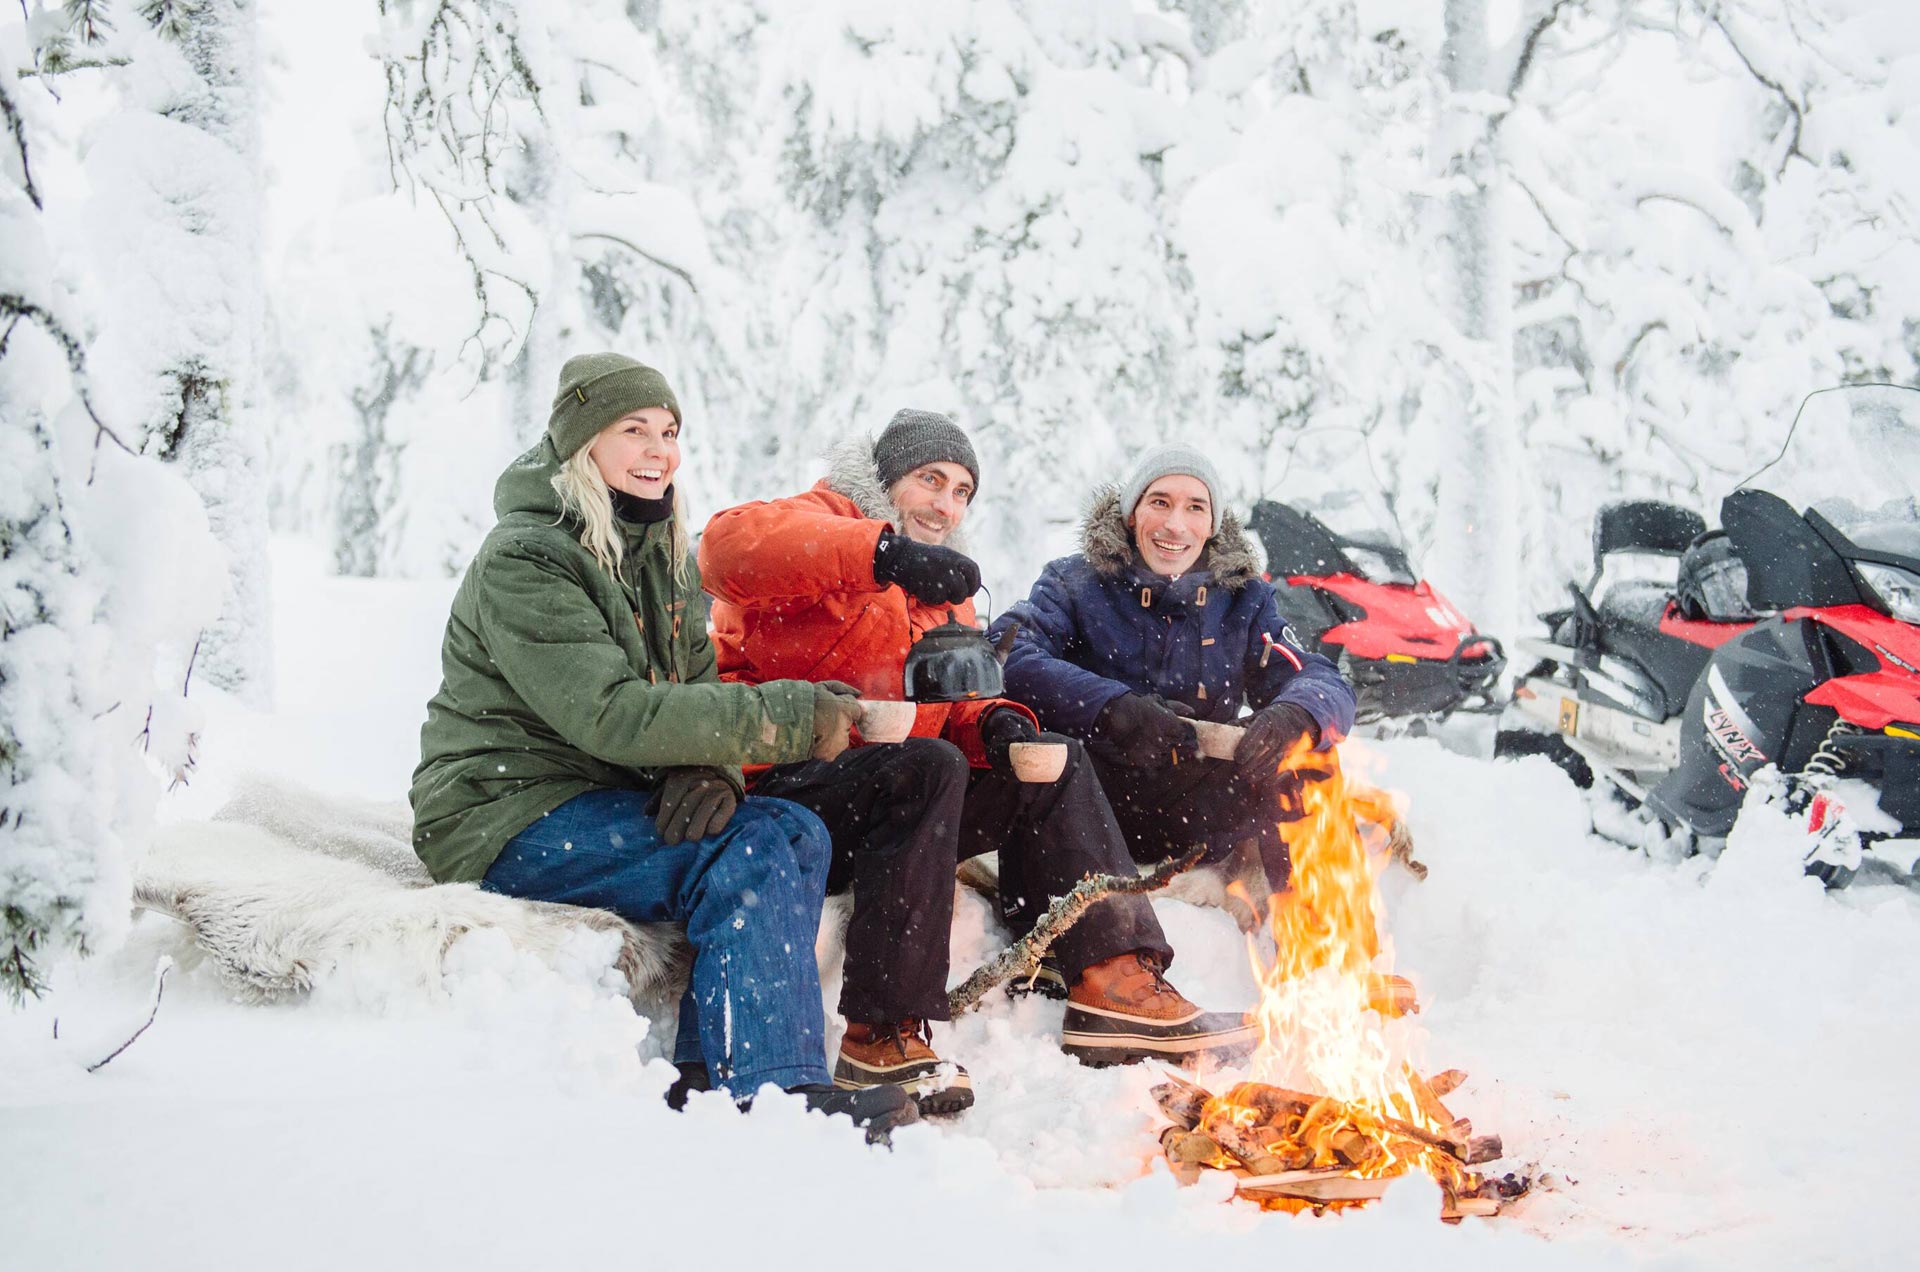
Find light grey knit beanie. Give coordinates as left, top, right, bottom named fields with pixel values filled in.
left=1119, top=443, right=1224, bottom=535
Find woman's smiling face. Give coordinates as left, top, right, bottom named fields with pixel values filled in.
left=587, top=407, right=680, bottom=499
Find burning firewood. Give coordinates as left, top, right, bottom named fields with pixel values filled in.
left=1236, top=1169, right=1396, bottom=1204
left=946, top=847, right=1203, bottom=1016
left=1159, top=1125, right=1224, bottom=1166
left=1461, top=1135, right=1505, bottom=1165
left=1404, top=1065, right=1462, bottom=1135
left=1137, top=737, right=1523, bottom=1221
left=1150, top=1072, right=1526, bottom=1218
left=1150, top=1074, right=1211, bottom=1130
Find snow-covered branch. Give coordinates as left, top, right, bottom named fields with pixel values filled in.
left=1624, top=165, right=1764, bottom=252
left=378, top=0, right=546, bottom=367
left=0, top=77, right=39, bottom=208
left=1503, top=0, right=1580, bottom=97
left=0, top=293, right=139, bottom=462
left=1692, top=0, right=1810, bottom=177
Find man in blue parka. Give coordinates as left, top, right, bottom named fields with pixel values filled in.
left=989, top=445, right=1357, bottom=911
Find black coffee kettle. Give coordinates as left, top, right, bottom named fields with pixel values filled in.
left=904, top=609, right=1015, bottom=702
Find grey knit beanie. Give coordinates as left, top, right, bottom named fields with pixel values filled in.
left=873, top=409, right=980, bottom=492
left=547, top=353, right=681, bottom=460
left=1120, top=443, right=1224, bottom=536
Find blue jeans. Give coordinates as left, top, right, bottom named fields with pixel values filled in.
left=482, top=788, right=833, bottom=1095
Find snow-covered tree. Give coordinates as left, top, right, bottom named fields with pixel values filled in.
left=76, top=0, right=272, bottom=700
left=372, top=0, right=748, bottom=543
left=758, top=0, right=1206, bottom=583
left=0, top=16, right=224, bottom=1001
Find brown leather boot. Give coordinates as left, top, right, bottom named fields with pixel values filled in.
left=1061, top=952, right=1255, bottom=1066
left=833, top=1020, right=974, bottom=1114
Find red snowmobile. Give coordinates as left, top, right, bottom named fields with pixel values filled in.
left=1248, top=432, right=1505, bottom=734
left=1500, top=385, right=1920, bottom=886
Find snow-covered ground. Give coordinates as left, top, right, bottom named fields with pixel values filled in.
left=6, top=543, right=1918, bottom=1270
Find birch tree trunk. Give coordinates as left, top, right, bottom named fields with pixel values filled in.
left=158, top=0, right=272, bottom=701
left=1428, top=0, right=1524, bottom=638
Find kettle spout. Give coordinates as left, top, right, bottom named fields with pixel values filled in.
left=993, top=621, right=1020, bottom=664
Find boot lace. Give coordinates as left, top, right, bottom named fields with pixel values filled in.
left=1134, top=951, right=1181, bottom=1005
left=873, top=1019, right=930, bottom=1059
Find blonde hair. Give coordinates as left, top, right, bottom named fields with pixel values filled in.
left=552, top=446, right=692, bottom=586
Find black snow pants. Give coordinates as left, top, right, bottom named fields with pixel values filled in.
left=752, top=735, right=1172, bottom=1026
left=1089, top=746, right=1308, bottom=893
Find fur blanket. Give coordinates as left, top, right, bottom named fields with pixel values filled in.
left=135, top=775, right=852, bottom=1017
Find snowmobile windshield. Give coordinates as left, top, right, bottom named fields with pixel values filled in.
left=1743, top=385, right=1920, bottom=567
left=1340, top=537, right=1418, bottom=587
left=1268, top=429, right=1416, bottom=575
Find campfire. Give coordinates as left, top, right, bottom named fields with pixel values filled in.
left=1148, top=740, right=1529, bottom=1220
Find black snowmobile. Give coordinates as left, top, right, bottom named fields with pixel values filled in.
left=1498, top=385, right=1920, bottom=886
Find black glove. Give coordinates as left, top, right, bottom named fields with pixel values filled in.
left=979, top=706, right=1040, bottom=774
left=1235, top=702, right=1319, bottom=776
left=1093, top=693, right=1198, bottom=767
left=653, top=768, right=741, bottom=845
left=871, top=530, right=982, bottom=606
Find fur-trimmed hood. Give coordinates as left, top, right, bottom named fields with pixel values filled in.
left=1079, top=484, right=1261, bottom=590
left=821, top=434, right=969, bottom=553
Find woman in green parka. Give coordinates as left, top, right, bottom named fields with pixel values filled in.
left=411, top=352, right=911, bottom=1132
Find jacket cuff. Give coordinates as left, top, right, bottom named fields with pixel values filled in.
left=1278, top=683, right=1349, bottom=750
left=754, top=679, right=822, bottom=764
left=947, top=699, right=1038, bottom=768
left=849, top=517, right=889, bottom=591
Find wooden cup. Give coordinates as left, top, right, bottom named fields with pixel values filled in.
left=855, top=699, right=917, bottom=744
left=1007, top=741, right=1069, bottom=783
left=1190, top=719, right=1246, bottom=761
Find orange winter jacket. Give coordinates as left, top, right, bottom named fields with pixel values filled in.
left=700, top=480, right=1036, bottom=768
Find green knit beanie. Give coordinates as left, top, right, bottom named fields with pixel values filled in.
left=547, top=353, right=682, bottom=460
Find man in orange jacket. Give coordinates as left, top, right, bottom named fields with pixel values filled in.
left=700, top=410, right=1254, bottom=1108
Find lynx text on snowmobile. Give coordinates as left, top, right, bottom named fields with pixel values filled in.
left=1248, top=430, right=1505, bottom=741
left=1500, top=385, right=1920, bottom=887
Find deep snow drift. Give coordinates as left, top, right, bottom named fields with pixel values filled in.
left=5, top=544, right=1917, bottom=1271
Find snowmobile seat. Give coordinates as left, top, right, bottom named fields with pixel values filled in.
left=1593, top=581, right=1716, bottom=718
left=1593, top=500, right=1707, bottom=563
left=1586, top=501, right=1704, bottom=616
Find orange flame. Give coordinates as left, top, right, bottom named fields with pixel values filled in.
left=1208, top=737, right=1470, bottom=1194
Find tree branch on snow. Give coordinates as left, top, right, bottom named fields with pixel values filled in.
left=947, top=848, right=1203, bottom=1017
left=85, top=957, right=173, bottom=1073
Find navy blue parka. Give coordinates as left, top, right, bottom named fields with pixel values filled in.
left=989, top=487, right=1355, bottom=746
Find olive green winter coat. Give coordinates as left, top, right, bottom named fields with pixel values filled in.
left=409, top=440, right=819, bottom=883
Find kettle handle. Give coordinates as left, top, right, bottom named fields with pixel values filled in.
left=945, top=584, right=994, bottom=626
